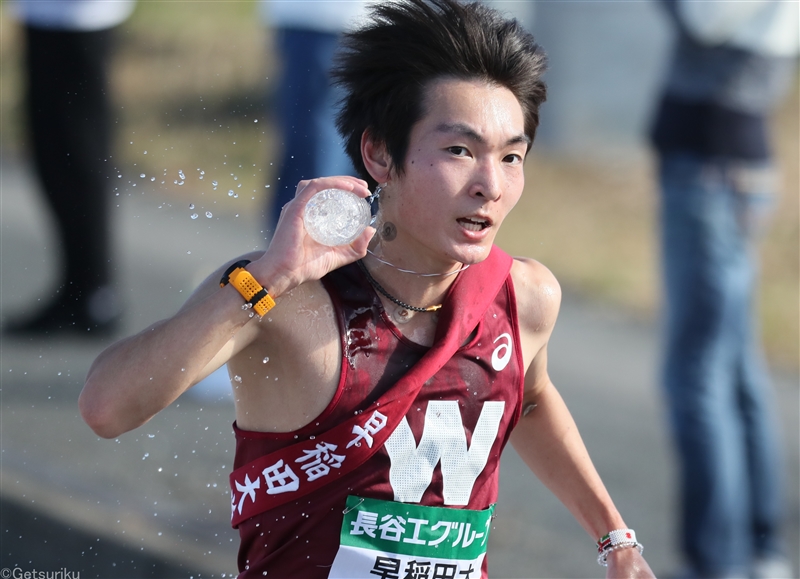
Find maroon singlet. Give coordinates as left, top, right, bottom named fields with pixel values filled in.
left=233, top=258, right=524, bottom=578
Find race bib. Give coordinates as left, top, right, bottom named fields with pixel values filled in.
left=329, top=496, right=494, bottom=579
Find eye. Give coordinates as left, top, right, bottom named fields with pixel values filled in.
left=447, top=146, right=469, bottom=157
left=503, top=153, right=523, bottom=165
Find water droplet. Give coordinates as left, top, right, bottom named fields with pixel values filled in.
left=228, top=190, right=235, bottom=197
left=143, top=453, right=149, bottom=460
left=143, top=150, right=148, bottom=154
left=140, top=173, right=146, bottom=178
left=233, top=375, right=242, bottom=383
left=178, top=170, right=186, bottom=180
left=189, top=203, right=195, bottom=210
left=205, top=211, right=213, bottom=218
left=254, top=119, right=259, bottom=123
left=190, top=213, right=199, bottom=220
left=148, top=433, right=155, bottom=438
left=212, top=180, right=218, bottom=189
left=262, top=357, right=269, bottom=364
left=151, top=177, right=156, bottom=182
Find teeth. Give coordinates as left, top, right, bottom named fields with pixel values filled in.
left=460, top=218, right=486, bottom=231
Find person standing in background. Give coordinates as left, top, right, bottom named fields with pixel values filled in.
left=259, top=1, right=367, bottom=234
left=4, top=0, right=136, bottom=337
left=650, top=2, right=798, bottom=578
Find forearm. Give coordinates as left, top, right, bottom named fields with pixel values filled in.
left=510, top=380, right=626, bottom=540
left=80, top=176, right=374, bottom=438
left=79, top=284, right=253, bottom=438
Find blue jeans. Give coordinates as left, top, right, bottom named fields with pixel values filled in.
left=267, top=28, right=355, bottom=232
left=659, top=153, right=784, bottom=577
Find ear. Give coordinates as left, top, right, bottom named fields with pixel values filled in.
left=360, top=130, right=392, bottom=185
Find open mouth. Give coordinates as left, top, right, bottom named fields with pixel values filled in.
left=457, top=217, right=490, bottom=231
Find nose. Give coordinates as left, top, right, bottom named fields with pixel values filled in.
left=471, top=158, right=503, bottom=202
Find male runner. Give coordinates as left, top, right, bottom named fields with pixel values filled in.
left=80, top=1, right=657, bottom=577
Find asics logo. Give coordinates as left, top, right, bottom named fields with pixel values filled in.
left=491, top=333, right=512, bottom=371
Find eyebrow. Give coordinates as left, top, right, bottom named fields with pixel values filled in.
left=434, top=122, right=531, bottom=147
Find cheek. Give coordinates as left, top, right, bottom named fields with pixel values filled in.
left=498, top=174, right=524, bottom=219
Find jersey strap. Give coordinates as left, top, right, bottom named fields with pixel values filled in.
left=229, top=246, right=514, bottom=528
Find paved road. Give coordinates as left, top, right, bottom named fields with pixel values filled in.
left=1, top=156, right=797, bottom=578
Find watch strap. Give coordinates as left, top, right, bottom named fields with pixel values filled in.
left=220, top=259, right=275, bottom=317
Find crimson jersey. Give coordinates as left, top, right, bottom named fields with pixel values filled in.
left=233, top=258, right=524, bottom=578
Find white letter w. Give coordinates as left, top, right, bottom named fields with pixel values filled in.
left=384, top=401, right=504, bottom=505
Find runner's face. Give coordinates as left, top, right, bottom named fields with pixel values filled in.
left=382, top=78, right=528, bottom=267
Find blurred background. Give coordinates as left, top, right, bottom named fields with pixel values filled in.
left=0, top=2, right=796, bottom=578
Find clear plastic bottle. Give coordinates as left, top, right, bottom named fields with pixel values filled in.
left=303, top=188, right=373, bottom=246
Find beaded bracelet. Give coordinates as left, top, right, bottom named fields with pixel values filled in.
left=596, top=528, right=643, bottom=566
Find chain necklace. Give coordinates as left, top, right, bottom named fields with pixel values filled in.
left=366, top=249, right=469, bottom=277
left=357, top=260, right=442, bottom=323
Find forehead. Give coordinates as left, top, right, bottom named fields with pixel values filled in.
left=415, top=77, right=526, bottom=138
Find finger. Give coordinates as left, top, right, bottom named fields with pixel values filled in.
left=295, top=177, right=372, bottom=204
left=350, top=225, right=377, bottom=255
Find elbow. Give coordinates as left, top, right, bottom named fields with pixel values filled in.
left=79, top=379, right=129, bottom=439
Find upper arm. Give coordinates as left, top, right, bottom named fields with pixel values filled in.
left=511, top=257, right=562, bottom=400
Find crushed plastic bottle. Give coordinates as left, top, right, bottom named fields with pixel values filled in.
left=303, top=189, right=373, bottom=246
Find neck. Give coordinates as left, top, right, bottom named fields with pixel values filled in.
left=361, top=254, right=459, bottom=313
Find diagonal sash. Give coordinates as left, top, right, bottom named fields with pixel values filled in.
left=229, top=246, right=513, bottom=528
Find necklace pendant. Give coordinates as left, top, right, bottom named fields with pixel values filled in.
left=392, top=306, right=414, bottom=324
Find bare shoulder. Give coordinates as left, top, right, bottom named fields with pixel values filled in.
left=510, top=256, right=562, bottom=337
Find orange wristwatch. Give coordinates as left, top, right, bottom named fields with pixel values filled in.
left=219, top=260, right=275, bottom=317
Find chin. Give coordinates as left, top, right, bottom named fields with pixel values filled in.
left=453, top=243, right=491, bottom=265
